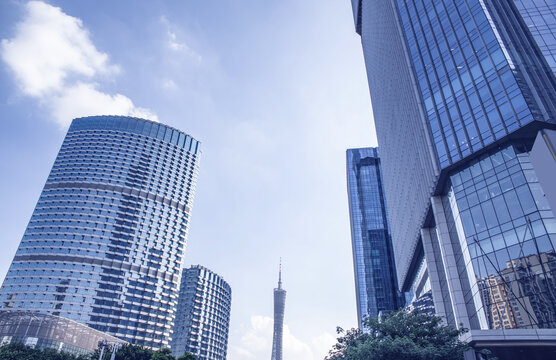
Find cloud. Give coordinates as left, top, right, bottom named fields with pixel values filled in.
left=228, top=315, right=336, bottom=360
left=311, top=332, right=337, bottom=358
left=50, top=83, right=158, bottom=124
left=160, top=15, right=202, bottom=63
left=1, top=1, right=156, bottom=126
left=162, top=79, right=178, bottom=91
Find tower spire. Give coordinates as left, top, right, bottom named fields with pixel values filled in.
left=278, top=258, right=282, bottom=289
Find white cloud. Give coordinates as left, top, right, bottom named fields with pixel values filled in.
left=162, top=79, right=178, bottom=91
left=311, top=332, right=337, bottom=358
left=1, top=1, right=156, bottom=127
left=228, top=315, right=336, bottom=360
left=168, top=30, right=187, bottom=51
left=50, top=83, right=158, bottom=124
left=160, top=15, right=202, bottom=63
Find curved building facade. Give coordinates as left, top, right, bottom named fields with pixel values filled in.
left=0, top=116, right=200, bottom=349
left=171, top=265, right=231, bottom=360
left=0, top=311, right=125, bottom=356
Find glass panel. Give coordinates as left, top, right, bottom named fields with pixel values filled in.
left=150, top=123, right=160, bottom=138
left=515, top=185, right=536, bottom=215
left=156, top=126, right=166, bottom=140
left=504, top=190, right=523, bottom=220
left=178, top=133, right=185, bottom=148
left=492, top=195, right=511, bottom=224
left=164, top=128, right=173, bottom=142
left=171, top=130, right=179, bottom=145
left=142, top=121, right=152, bottom=136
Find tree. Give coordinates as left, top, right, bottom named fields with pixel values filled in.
left=90, top=343, right=153, bottom=360
left=114, top=344, right=154, bottom=360
left=326, top=310, right=494, bottom=360
left=0, top=342, right=89, bottom=360
left=151, top=348, right=176, bottom=360
left=177, top=352, right=196, bottom=360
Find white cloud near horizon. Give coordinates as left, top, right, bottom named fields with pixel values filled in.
left=1, top=0, right=157, bottom=126
left=228, top=315, right=336, bottom=360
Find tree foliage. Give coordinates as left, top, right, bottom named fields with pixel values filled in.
left=91, top=343, right=196, bottom=360
left=0, top=342, right=196, bottom=360
left=177, top=353, right=196, bottom=360
left=326, top=310, right=491, bottom=360
left=0, top=342, right=89, bottom=360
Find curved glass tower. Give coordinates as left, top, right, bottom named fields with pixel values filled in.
left=0, top=115, right=200, bottom=349
left=171, top=265, right=231, bottom=360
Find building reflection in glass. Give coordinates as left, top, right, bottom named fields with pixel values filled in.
left=476, top=247, right=556, bottom=329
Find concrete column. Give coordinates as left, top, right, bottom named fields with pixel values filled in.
left=421, top=227, right=449, bottom=323
left=431, top=196, right=471, bottom=330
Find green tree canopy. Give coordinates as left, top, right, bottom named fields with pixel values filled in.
left=326, top=310, right=492, bottom=360
left=113, top=343, right=153, bottom=360
left=0, top=342, right=89, bottom=360
left=151, top=348, right=175, bottom=360
left=177, top=352, right=196, bottom=360
left=0, top=342, right=197, bottom=360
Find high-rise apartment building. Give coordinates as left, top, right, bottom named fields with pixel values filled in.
left=0, top=115, right=200, bottom=349
left=351, top=0, right=556, bottom=357
left=171, top=265, right=231, bottom=360
left=346, top=147, right=403, bottom=328
left=271, top=264, right=286, bottom=360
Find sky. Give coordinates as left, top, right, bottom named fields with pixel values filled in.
left=0, top=1, right=377, bottom=359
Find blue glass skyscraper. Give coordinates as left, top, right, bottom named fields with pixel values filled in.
left=171, top=266, right=231, bottom=360
left=0, top=116, right=200, bottom=349
left=346, top=148, right=402, bottom=328
left=351, top=0, right=556, bottom=357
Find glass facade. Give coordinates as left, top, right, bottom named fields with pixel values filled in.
left=346, top=148, right=403, bottom=328
left=397, top=0, right=540, bottom=167
left=447, top=144, right=556, bottom=329
left=352, top=0, right=556, bottom=351
left=0, top=116, right=200, bottom=349
left=0, top=311, right=125, bottom=356
left=171, top=266, right=231, bottom=360
left=513, top=0, right=556, bottom=75
left=356, top=0, right=440, bottom=290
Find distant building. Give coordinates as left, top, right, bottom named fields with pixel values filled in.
left=171, top=266, right=231, bottom=360
left=346, top=148, right=403, bottom=328
left=0, top=311, right=124, bottom=356
left=271, top=263, right=286, bottom=360
left=0, top=116, right=201, bottom=349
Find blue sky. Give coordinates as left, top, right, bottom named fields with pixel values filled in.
left=0, top=1, right=377, bottom=359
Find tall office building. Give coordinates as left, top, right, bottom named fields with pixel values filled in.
left=271, top=264, right=286, bottom=360
left=346, top=147, right=403, bottom=328
left=351, top=0, right=556, bottom=357
left=0, top=115, right=200, bottom=349
left=171, top=265, right=231, bottom=360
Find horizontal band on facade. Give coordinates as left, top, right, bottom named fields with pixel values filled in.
left=44, top=181, right=190, bottom=214
left=13, top=254, right=180, bottom=285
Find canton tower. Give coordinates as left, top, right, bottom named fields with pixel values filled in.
left=271, top=261, right=286, bottom=360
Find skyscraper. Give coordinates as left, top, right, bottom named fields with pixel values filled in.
left=346, top=147, right=403, bottom=328
left=351, top=0, right=556, bottom=357
left=0, top=115, right=200, bottom=349
left=271, top=263, right=286, bottom=360
left=171, top=265, right=231, bottom=360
